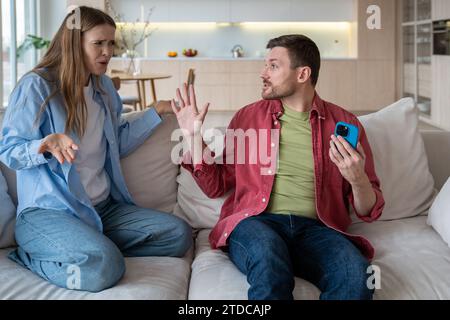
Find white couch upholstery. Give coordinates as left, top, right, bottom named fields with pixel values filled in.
left=1, top=106, right=450, bottom=300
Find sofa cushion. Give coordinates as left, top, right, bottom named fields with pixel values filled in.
left=174, top=167, right=227, bottom=229
left=358, top=98, right=435, bottom=220
left=427, top=177, right=450, bottom=247
left=189, top=229, right=320, bottom=300
left=190, top=216, right=450, bottom=300
left=121, top=113, right=180, bottom=213
left=349, top=216, right=450, bottom=299
left=0, top=169, right=16, bottom=248
left=0, top=247, right=193, bottom=299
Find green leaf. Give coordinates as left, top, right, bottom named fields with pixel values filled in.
left=16, top=34, right=50, bottom=58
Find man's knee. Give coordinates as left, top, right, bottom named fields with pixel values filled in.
left=346, top=258, right=374, bottom=299
left=327, top=255, right=373, bottom=300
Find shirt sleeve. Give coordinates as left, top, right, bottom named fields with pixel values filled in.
left=347, top=120, right=385, bottom=222
left=104, top=76, right=163, bottom=158
left=0, top=76, right=49, bottom=170
left=117, top=107, right=162, bottom=157
left=181, top=115, right=237, bottom=199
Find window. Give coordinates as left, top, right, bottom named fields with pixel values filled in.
left=1, top=0, right=37, bottom=108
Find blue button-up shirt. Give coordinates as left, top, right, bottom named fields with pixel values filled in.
left=0, top=71, right=162, bottom=232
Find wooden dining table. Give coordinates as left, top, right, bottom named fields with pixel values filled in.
left=111, top=72, right=172, bottom=110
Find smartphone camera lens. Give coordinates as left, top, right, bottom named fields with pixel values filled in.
left=337, top=125, right=349, bottom=137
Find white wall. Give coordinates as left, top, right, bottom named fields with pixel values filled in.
left=39, top=0, right=67, bottom=41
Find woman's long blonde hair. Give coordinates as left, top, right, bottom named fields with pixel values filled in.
left=34, top=6, right=116, bottom=137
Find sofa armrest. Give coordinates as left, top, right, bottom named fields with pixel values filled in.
left=421, top=130, right=450, bottom=191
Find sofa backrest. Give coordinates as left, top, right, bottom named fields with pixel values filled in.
left=421, top=130, right=450, bottom=191
left=1, top=113, right=449, bottom=207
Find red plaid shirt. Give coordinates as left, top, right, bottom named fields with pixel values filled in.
left=182, top=93, right=384, bottom=260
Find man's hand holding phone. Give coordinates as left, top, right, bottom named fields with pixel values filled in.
left=329, top=122, right=368, bottom=187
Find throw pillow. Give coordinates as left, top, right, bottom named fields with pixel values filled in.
left=358, top=98, right=435, bottom=221
left=121, top=112, right=180, bottom=214
left=427, top=177, right=450, bottom=246
left=173, top=167, right=228, bottom=229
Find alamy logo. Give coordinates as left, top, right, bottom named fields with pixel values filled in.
left=66, top=264, right=81, bottom=290
left=366, top=265, right=381, bottom=290
left=66, top=6, right=81, bottom=30
left=171, top=125, right=280, bottom=175
left=367, top=5, right=382, bottom=30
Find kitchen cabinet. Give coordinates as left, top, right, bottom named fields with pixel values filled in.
left=107, top=0, right=356, bottom=23
left=431, top=56, right=450, bottom=131
left=108, top=58, right=380, bottom=112
left=432, top=0, right=450, bottom=21
left=232, top=0, right=356, bottom=23
left=168, top=0, right=229, bottom=22
left=290, top=0, right=356, bottom=22
left=67, top=0, right=105, bottom=10
left=230, top=0, right=291, bottom=22
left=316, top=60, right=357, bottom=111
left=106, top=0, right=170, bottom=22
left=401, top=0, right=432, bottom=117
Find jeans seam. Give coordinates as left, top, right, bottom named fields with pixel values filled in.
left=19, top=213, right=79, bottom=263
left=229, top=237, right=254, bottom=270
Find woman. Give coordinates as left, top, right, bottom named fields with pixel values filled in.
left=0, top=6, right=192, bottom=292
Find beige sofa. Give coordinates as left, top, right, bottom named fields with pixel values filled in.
left=1, top=99, right=450, bottom=299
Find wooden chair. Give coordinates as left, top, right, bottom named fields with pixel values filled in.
left=187, top=68, right=195, bottom=86
left=111, top=76, right=141, bottom=111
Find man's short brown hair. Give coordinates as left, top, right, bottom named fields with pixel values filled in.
left=267, top=34, right=321, bottom=86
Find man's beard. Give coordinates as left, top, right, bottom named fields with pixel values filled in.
left=261, top=82, right=296, bottom=100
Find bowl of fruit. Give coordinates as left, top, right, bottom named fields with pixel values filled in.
left=182, top=48, right=198, bottom=57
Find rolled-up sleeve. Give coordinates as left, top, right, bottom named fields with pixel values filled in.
left=348, top=121, right=385, bottom=222
left=117, top=107, right=162, bottom=157
left=0, top=76, right=49, bottom=170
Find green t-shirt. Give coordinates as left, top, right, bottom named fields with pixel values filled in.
left=266, top=105, right=316, bottom=219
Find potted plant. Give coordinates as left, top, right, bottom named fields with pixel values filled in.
left=17, top=34, right=50, bottom=58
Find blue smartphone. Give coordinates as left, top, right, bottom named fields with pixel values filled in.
left=334, top=122, right=359, bottom=149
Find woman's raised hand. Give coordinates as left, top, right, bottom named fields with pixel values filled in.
left=38, top=133, right=79, bottom=164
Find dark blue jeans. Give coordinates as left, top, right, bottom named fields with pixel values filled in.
left=228, top=213, right=373, bottom=300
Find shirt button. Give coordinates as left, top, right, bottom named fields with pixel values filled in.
left=268, top=170, right=272, bottom=174
left=224, top=233, right=228, bottom=237
left=262, top=198, right=267, bottom=203
left=274, top=121, right=278, bottom=126
left=245, top=213, right=249, bottom=217
left=271, top=143, right=275, bottom=148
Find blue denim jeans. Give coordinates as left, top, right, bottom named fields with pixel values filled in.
left=9, top=196, right=192, bottom=292
left=228, top=213, right=373, bottom=300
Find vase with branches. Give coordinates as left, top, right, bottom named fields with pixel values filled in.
left=106, top=0, right=156, bottom=75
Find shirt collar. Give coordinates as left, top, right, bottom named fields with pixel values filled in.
left=270, top=91, right=326, bottom=119
left=90, top=75, right=103, bottom=94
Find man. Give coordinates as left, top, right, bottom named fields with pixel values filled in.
left=171, top=34, right=384, bottom=300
